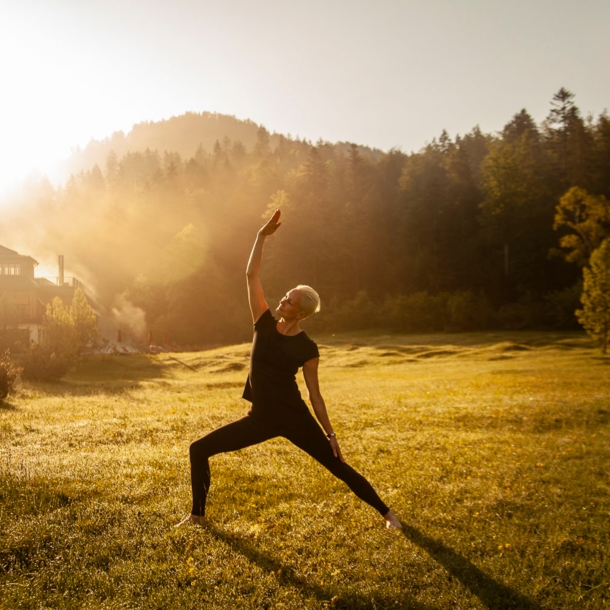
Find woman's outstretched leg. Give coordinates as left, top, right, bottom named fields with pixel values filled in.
left=188, top=414, right=276, bottom=518
left=283, top=414, right=395, bottom=521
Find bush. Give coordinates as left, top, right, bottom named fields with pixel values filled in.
left=382, top=292, right=447, bottom=333
left=0, top=328, right=30, bottom=354
left=446, top=290, right=495, bottom=331
left=21, top=345, right=73, bottom=382
left=0, top=349, right=21, bottom=400
left=496, top=292, right=550, bottom=330
left=544, top=283, right=582, bottom=330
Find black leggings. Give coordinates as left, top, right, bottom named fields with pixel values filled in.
left=189, top=411, right=390, bottom=517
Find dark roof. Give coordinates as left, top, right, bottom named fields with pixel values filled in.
left=0, top=245, right=39, bottom=266
left=0, top=275, right=40, bottom=290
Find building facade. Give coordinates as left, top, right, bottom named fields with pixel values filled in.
left=0, top=245, right=100, bottom=345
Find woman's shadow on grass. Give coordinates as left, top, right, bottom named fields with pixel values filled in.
left=400, top=524, right=542, bottom=610
left=206, top=521, right=542, bottom=609
left=205, top=522, right=436, bottom=610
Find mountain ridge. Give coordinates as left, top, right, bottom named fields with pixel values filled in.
left=59, top=111, right=382, bottom=180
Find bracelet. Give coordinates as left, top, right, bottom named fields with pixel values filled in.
left=326, top=431, right=336, bottom=439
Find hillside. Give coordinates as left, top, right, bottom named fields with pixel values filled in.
left=59, top=111, right=381, bottom=180
left=2, top=89, right=607, bottom=347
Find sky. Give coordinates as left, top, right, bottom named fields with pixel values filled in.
left=1, top=0, right=609, bottom=195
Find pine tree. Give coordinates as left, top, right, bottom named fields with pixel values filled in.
left=576, top=238, right=610, bottom=353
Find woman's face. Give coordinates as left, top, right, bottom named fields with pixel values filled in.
left=276, top=289, right=304, bottom=320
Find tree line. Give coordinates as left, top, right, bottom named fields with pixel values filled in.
left=4, top=88, right=610, bottom=347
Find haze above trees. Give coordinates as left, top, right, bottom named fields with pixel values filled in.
left=3, top=89, right=609, bottom=345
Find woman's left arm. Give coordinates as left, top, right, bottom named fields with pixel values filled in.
left=303, top=358, right=345, bottom=462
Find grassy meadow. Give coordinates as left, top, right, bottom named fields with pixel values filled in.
left=0, top=330, right=609, bottom=609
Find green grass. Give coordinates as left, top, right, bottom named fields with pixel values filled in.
left=1, top=331, right=608, bottom=609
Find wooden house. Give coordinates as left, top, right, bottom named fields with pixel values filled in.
left=0, top=245, right=100, bottom=345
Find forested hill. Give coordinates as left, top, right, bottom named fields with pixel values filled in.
left=59, top=111, right=380, bottom=181
left=4, top=88, right=609, bottom=346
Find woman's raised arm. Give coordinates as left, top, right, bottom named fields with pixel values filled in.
left=246, top=209, right=282, bottom=323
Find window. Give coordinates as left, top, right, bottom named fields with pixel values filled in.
left=0, top=263, right=21, bottom=275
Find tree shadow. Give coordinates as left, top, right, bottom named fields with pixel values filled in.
left=205, top=522, right=435, bottom=610
left=19, top=354, right=172, bottom=397
left=21, top=379, right=148, bottom=397
left=591, top=356, right=610, bottom=364
left=0, top=398, right=18, bottom=410
left=401, top=524, right=542, bottom=610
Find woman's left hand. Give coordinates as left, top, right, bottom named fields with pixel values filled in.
left=330, top=436, right=345, bottom=463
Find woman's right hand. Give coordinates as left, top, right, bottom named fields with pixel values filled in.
left=259, top=209, right=282, bottom=236
left=330, top=436, right=345, bottom=463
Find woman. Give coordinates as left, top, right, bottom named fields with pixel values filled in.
left=178, top=210, right=401, bottom=530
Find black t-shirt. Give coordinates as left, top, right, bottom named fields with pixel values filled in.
left=243, top=309, right=319, bottom=416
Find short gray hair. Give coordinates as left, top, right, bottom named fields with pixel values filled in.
left=295, top=285, right=321, bottom=318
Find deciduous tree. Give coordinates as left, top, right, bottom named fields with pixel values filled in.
left=71, top=289, right=99, bottom=351
left=577, top=238, right=610, bottom=353
left=553, top=187, right=610, bottom=266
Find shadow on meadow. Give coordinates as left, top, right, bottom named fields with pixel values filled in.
left=205, top=523, right=436, bottom=610
left=203, top=520, right=542, bottom=609
left=0, top=399, right=18, bottom=411
left=19, top=379, right=150, bottom=397
left=16, top=354, right=172, bottom=398
left=591, top=356, right=610, bottom=364
left=320, top=330, right=591, bottom=350
left=400, top=525, right=542, bottom=610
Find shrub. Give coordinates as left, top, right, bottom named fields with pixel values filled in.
left=496, top=292, right=549, bottom=330
left=544, top=283, right=582, bottom=330
left=446, top=290, right=495, bottom=331
left=43, top=297, right=79, bottom=362
left=71, top=288, right=99, bottom=350
left=20, top=345, right=73, bottom=382
left=20, top=297, right=80, bottom=382
left=337, top=291, right=379, bottom=331
left=0, top=349, right=21, bottom=400
left=382, top=292, right=447, bottom=333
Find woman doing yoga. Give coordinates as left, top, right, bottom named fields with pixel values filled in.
left=178, top=210, right=401, bottom=530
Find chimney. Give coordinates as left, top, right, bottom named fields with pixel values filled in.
left=58, top=255, right=65, bottom=286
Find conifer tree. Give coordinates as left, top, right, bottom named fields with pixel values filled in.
left=576, top=238, right=610, bottom=353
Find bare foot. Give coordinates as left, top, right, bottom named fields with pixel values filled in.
left=175, top=514, right=207, bottom=528
left=384, top=510, right=402, bottom=530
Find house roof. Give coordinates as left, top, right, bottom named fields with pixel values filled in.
left=0, top=275, right=40, bottom=290
left=0, top=245, right=38, bottom=266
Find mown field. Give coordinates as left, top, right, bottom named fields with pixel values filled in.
left=0, top=331, right=608, bottom=609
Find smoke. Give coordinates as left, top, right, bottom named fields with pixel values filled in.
left=110, top=295, right=147, bottom=341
